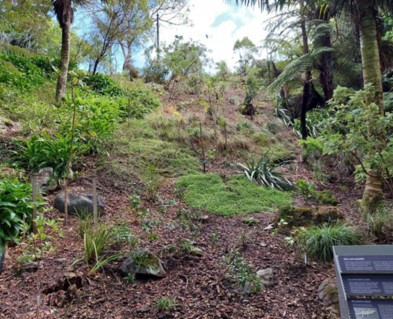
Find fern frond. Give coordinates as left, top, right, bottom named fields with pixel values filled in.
left=267, top=46, right=334, bottom=93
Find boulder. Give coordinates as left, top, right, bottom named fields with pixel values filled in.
left=54, top=192, right=105, bottom=216
left=275, top=205, right=343, bottom=232
left=119, top=250, right=166, bottom=278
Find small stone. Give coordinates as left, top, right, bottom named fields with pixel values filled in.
left=260, top=242, right=268, bottom=247
left=256, top=268, right=274, bottom=286
left=36, top=167, right=58, bottom=193
left=19, top=262, right=40, bottom=272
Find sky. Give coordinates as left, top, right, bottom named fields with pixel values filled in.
left=133, top=0, right=272, bottom=71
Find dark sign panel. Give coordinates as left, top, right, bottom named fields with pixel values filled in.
left=342, top=275, right=393, bottom=296
left=348, top=300, right=393, bottom=319
left=338, top=256, right=393, bottom=274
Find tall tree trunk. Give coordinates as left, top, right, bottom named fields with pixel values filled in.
left=318, top=32, right=334, bottom=101
left=356, top=0, right=385, bottom=211
left=300, top=1, right=310, bottom=140
left=56, top=20, right=71, bottom=102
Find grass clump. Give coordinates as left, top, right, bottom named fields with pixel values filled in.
left=297, top=223, right=364, bottom=262
left=176, top=174, right=292, bottom=216
left=156, top=297, right=177, bottom=311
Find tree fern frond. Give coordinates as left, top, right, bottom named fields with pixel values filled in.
left=267, top=46, right=334, bottom=93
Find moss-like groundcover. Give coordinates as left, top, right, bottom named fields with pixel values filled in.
left=176, top=174, right=292, bottom=216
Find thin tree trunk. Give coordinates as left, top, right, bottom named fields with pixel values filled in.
left=356, top=0, right=385, bottom=211
left=55, top=20, right=71, bottom=102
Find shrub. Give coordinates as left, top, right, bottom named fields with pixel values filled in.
left=81, top=73, right=123, bottom=96
left=0, top=179, right=37, bottom=248
left=223, top=247, right=262, bottom=294
left=297, top=224, right=363, bottom=262
left=63, top=95, right=120, bottom=154
left=238, top=157, right=293, bottom=191
left=13, top=133, right=88, bottom=180
left=120, top=85, right=161, bottom=119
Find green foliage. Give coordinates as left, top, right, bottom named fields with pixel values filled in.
left=296, top=178, right=315, bottom=198
left=110, top=225, right=139, bottom=248
left=156, top=297, right=178, bottom=311
left=0, top=54, right=52, bottom=91
left=81, top=73, right=123, bottom=96
left=238, top=157, right=293, bottom=191
left=143, top=52, right=169, bottom=84
left=363, top=209, right=393, bottom=237
left=17, top=216, right=62, bottom=264
left=0, top=179, right=37, bottom=248
left=293, top=108, right=330, bottom=139
left=163, top=36, right=208, bottom=79
left=120, top=85, right=161, bottom=119
left=223, top=247, right=262, bottom=294
left=176, top=174, right=292, bottom=216
left=243, top=76, right=260, bottom=106
left=318, top=85, right=393, bottom=182
left=296, top=224, right=363, bottom=262
left=13, top=133, right=86, bottom=180
left=63, top=94, right=120, bottom=154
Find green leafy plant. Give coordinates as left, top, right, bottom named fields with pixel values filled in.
left=13, top=133, right=87, bottom=180
left=296, top=223, right=363, bottom=262
left=0, top=179, right=38, bottom=248
left=296, top=178, right=315, bottom=198
left=223, top=247, right=262, bottom=294
left=238, top=157, right=293, bottom=191
left=81, top=73, right=123, bottom=96
left=156, top=297, right=178, bottom=311
left=17, top=216, right=63, bottom=264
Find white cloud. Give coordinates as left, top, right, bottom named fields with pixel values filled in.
left=159, top=0, right=272, bottom=70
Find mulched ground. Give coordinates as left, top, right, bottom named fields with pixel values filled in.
left=0, top=90, right=369, bottom=319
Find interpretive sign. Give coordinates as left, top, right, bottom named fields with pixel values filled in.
left=333, top=245, right=393, bottom=319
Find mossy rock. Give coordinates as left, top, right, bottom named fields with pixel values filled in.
left=119, top=249, right=166, bottom=278
left=311, top=190, right=338, bottom=206
left=275, top=205, right=343, bottom=230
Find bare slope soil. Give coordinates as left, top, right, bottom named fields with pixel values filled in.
left=0, top=88, right=362, bottom=319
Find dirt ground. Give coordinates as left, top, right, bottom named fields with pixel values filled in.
left=0, top=90, right=368, bottom=319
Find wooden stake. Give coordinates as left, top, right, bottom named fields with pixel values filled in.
left=64, top=180, right=68, bottom=226
left=93, top=175, right=98, bottom=225
left=224, top=122, right=228, bottom=153
left=200, top=123, right=206, bottom=173
left=31, top=173, right=39, bottom=234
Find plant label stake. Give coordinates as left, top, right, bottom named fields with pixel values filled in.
left=200, top=123, right=206, bottom=173
left=31, top=173, right=39, bottom=234
left=93, top=175, right=98, bottom=225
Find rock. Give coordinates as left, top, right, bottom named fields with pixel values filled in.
left=256, top=268, right=274, bottom=286
left=54, top=192, right=105, bottom=216
left=318, top=278, right=339, bottom=315
left=119, top=250, right=166, bottom=278
left=36, top=167, right=58, bottom=193
left=275, top=205, right=343, bottom=231
left=228, top=96, right=241, bottom=107
left=18, top=262, right=40, bottom=272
